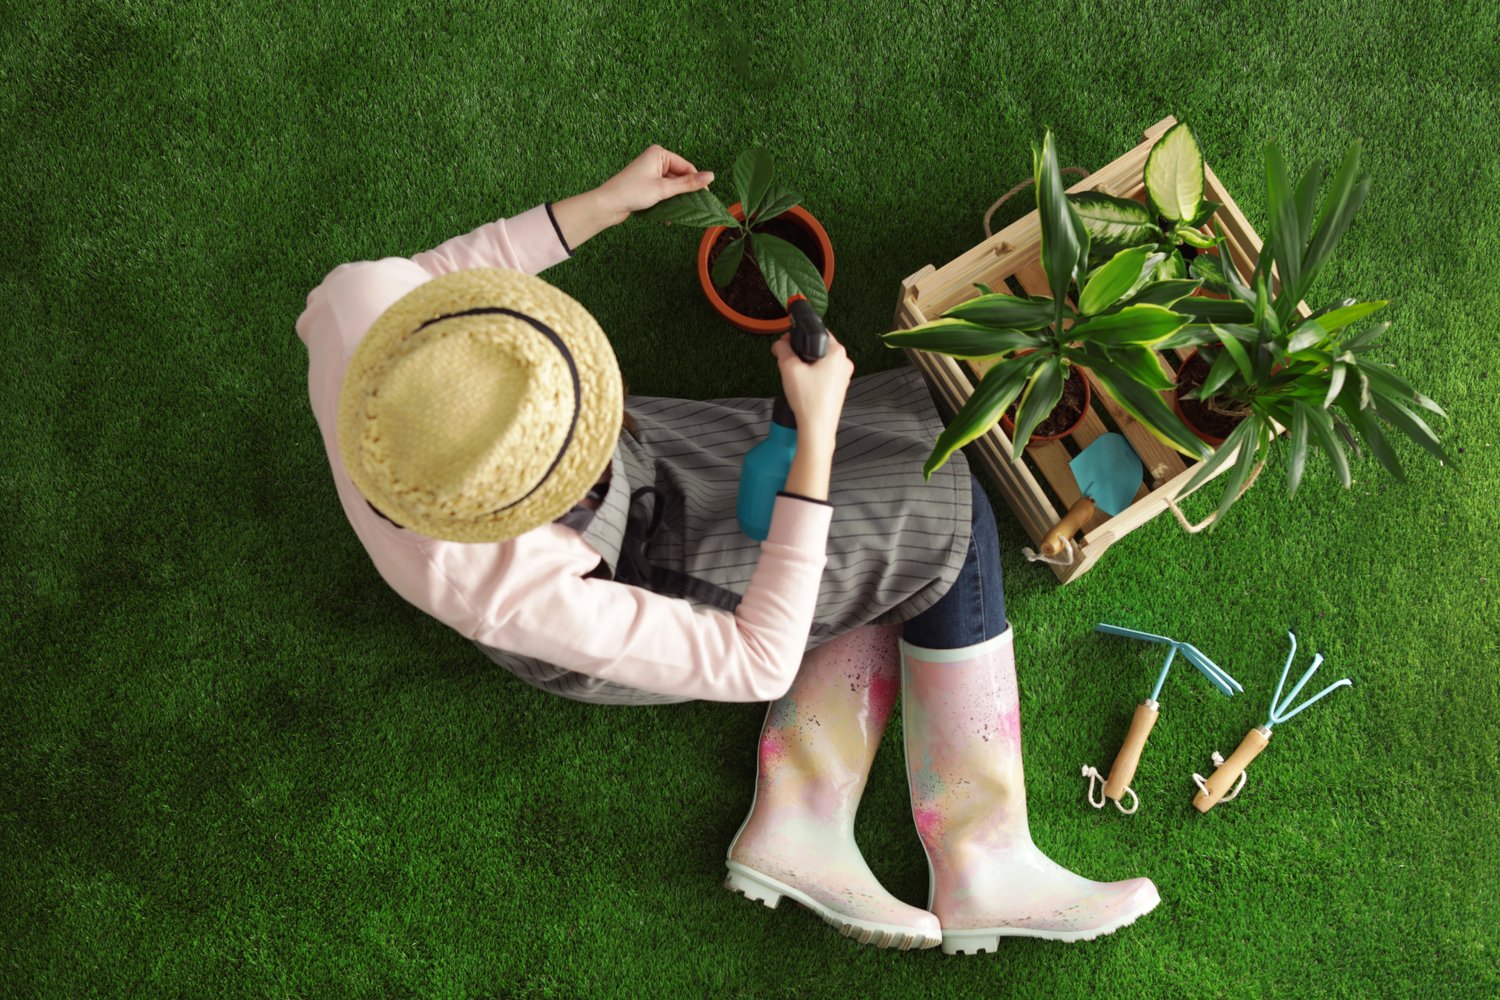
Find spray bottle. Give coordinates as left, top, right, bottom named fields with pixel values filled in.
left=737, top=295, right=829, bottom=540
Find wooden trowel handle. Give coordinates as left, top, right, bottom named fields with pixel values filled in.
left=1193, top=726, right=1272, bottom=813
left=1041, top=498, right=1096, bottom=556
left=1103, top=701, right=1159, bottom=802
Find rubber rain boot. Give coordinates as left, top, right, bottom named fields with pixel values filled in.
left=901, top=628, right=1160, bottom=954
left=726, top=623, right=942, bottom=950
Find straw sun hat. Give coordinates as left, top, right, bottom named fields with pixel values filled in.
left=337, top=268, right=622, bottom=543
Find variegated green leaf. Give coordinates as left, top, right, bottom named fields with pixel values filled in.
left=1068, top=192, right=1161, bottom=247
left=922, top=357, right=1037, bottom=478
left=1079, top=246, right=1159, bottom=316
left=882, top=320, right=1044, bottom=358
left=943, top=292, right=1055, bottom=330
left=1145, top=122, right=1206, bottom=222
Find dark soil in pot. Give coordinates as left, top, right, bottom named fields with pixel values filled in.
left=706, top=215, right=825, bottom=320
left=1175, top=351, right=1246, bottom=443
left=1003, top=364, right=1089, bottom=439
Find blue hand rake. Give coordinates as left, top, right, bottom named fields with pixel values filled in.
left=1082, top=624, right=1243, bottom=814
left=1192, top=631, right=1354, bottom=812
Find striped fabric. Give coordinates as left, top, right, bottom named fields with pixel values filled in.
left=474, top=364, right=972, bottom=705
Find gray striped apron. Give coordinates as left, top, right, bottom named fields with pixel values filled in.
left=474, top=364, right=972, bottom=705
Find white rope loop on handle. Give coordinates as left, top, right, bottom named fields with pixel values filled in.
left=1024, top=537, right=1078, bottom=566
left=984, top=166, right=1091, bottom=238
left=1167, top=458, right=1267, bottom=534
left=1081, top=764, right=1139, bottom=814
left=1191, top=750, right=1249, bottom=803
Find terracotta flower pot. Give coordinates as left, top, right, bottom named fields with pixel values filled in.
left=1172, top=348, right=1245, bottom=447
left=697, top=203, right=835, bottom=335
left=999, top=359, right=1092, bottom=443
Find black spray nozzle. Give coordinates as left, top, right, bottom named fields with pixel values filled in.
left=772, top=296, right=829, bottom=429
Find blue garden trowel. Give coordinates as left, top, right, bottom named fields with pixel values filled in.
left=1029, top=433, right=1144, bottom=563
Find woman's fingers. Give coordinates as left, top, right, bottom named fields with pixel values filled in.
left=659, top=147, right=698, bottom=177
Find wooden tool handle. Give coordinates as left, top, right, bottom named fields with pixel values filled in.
left=1040, top=498, right=1096, bottom=556
left=1193, top=726, right=1272, bottom=813
left=1103, top=701, right=1159, bottom=802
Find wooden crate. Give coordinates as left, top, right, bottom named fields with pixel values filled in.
left=892, top=116, right=1279, bottom=583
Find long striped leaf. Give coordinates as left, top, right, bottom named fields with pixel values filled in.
left=1035, top=131, right=1084, bottom=312
left=1303, top=402, right=1351, bottom=487
left=1070, top=304, right=1186, bottom=347
left=1011, top=359, right=1066, bottom=457
left=943, top=292, right=1054, bottom=330
left=1088, top=362, right=1212, bottom=460
left=922, top=358, right=1037, bottom=478
left=1079, top=245, right=1160, bottom=316
left=882, top=320, right=1044, bottom=358
left=1288, top=401, right=1312, bottom=495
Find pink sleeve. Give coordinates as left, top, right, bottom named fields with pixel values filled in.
left=409, top=203, right=573, bottom=277
left=465, top=495, right=834, bottom=703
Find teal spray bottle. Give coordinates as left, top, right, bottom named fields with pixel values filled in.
left=737, top=295, right=829, bottom=540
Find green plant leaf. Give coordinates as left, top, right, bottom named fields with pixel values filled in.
left=1294, top=160, right=1323, bottom=237
left=1344, top=320, right=1390, bottom=354
left=1125, top=279, right=1203, bottom=308
left=1290, top=301, right=1390, bottom=351
left=1034, top=130, right=1084, bottom=314
left=1374, top=398, right=1453, bottom=466
left=1303, top=141, right=1369, bottom=294
left=1211, top=418, right=1268, bottom=528
left=750, top=233, right=828, bottom=316
left=732, top=149, right=775, bottom=222
left=1181, top=418, right=1253, bottom=496
left=1010, top=358, right=1066, bottom=457
left=1087, top=362, right=1212, bottom=460
left=1154, top=248, right=1188, bottom=281
left=1157, top=323, right=1220, bottom=350
left=1323, top=363, right=1348, bottom=408
left=1068, top=192, right=1161, bottom=247
left=1288, top=401, right=1311, bottom=496
left=973, top=282, right=994, bottom=295
left=1079, top=246, right=1160, bottom=316
left=1189, top=252, right=1229, bottom=293
left=881, top=320, right=1045, bottom=357
left=1345, top=400, right=1406, bottom=481
left=710, top=235, right=746, bottom=288
left=1197, top=345, right=1242, bottom=399
left=1145, top=122, right=1205, bottom=222
left=1211, top=227, right=1256, bottom=305
left=1104, top=345, right=1175, bottom=391
left=1071, top=303, right=1187, bottom=347
left=1175, top=226, right=1218, bottom=249
left=1174, top=297, right=1254, bottom=323
left=922, top=356, right=1037, bottom=477
left=1264, top=140, right=1304, bottom=309
left=1189, top=200, right=1223, bottom=228
left=943, top=292, right=1055, bottom=330
left=1303, top=402, right=1351, bottom=487
left=1212, top=324, right=1255, bottom=383
left=753, top=179, right=802, bottom=222
left=635, top=186, right=739, bottom=228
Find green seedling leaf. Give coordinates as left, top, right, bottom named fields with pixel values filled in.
left=1212, top=324, right=1255, bottom=383
left=1145, top=122, right=1206, bottom=222
left=882, top=320, right=1044, bottom=357
left=635, top=186, right=739, bottom=228
left=1197, top=345, right=1242, bottom=399
left=1105, top=345, right=1175, bottom=391
left=1174, top=296, right=1254, bottom=323
left=751, top=233, right=828, bottom=316
left=1175, top=226, right=1218, bottom=249
left=1068, top=192, right=1161, bottom=246
left=754, top=179, right=802, bottom=222
left=1189, top=252, right=1230, bottom=293
left=943, top=292, right=1055, bottom=330
left=733, top=149, right=776, bottom=222
left=1035, top=130, right=1085, bottom=314
left=1154, top=248, right=1188, bottom=281
left=1288, top=401, right=1311, bottom=496
left=711, top=235, right=746, bottom=287
left=1212, top=418, right=1267, bottom=527
left=1126, top=279, right=1203, bottom=308
left=1182, top=418, right=1253, bottom=496
left=1079, top=246, right=1159, bottom=316
left=1375, top=398, right=1453, bottom=466
left=1156, top=323, right=1220, bottom=351
left=1303, top=401, right=1351, bottom=487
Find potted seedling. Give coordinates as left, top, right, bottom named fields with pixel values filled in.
left=1164, top=138, right=1451, bottom=525
left=1068, top=122, right=1227, bottom=289
left=635, top=149, right=833, bottom=334
left=883, top=130, right=1212, bottom=475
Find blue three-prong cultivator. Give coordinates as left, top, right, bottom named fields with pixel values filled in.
left=1083, top=624, right=1242, bottom=814
left=1192, top=631, right=1354, bottom=813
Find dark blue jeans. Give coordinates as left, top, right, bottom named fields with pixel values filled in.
left=900, top=474, right=1007, bottom=650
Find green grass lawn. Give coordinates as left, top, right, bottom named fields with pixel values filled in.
left=4, top=1, right=1497, bottom=996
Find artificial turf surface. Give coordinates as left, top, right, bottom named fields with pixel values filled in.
left=4, top=1, right=1497, bottom=996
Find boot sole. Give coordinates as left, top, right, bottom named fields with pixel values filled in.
left=939, top=888, right=1162, bottom=954
left=723, top=862, right=942, bottom=951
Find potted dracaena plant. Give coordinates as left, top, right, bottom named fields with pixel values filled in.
left=635, top=148, right=833, bottom=334
left=1162, top=138, right=1451, bottom=524
left=883, top=129, right=1213, bottom=475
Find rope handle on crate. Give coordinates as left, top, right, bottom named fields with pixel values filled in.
left=1165, top=459, right=1267, bottom=534
left=983, top=167, right=1092, bottom=238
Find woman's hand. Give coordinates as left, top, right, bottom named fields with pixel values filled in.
left=551, top=145, right=714, bottom=250
left=593, top=145, right=714, bottom=224
left=772, top=328, right=854, bottom=443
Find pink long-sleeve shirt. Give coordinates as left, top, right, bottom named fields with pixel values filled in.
left=295, top=204, right=832, bottom=702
